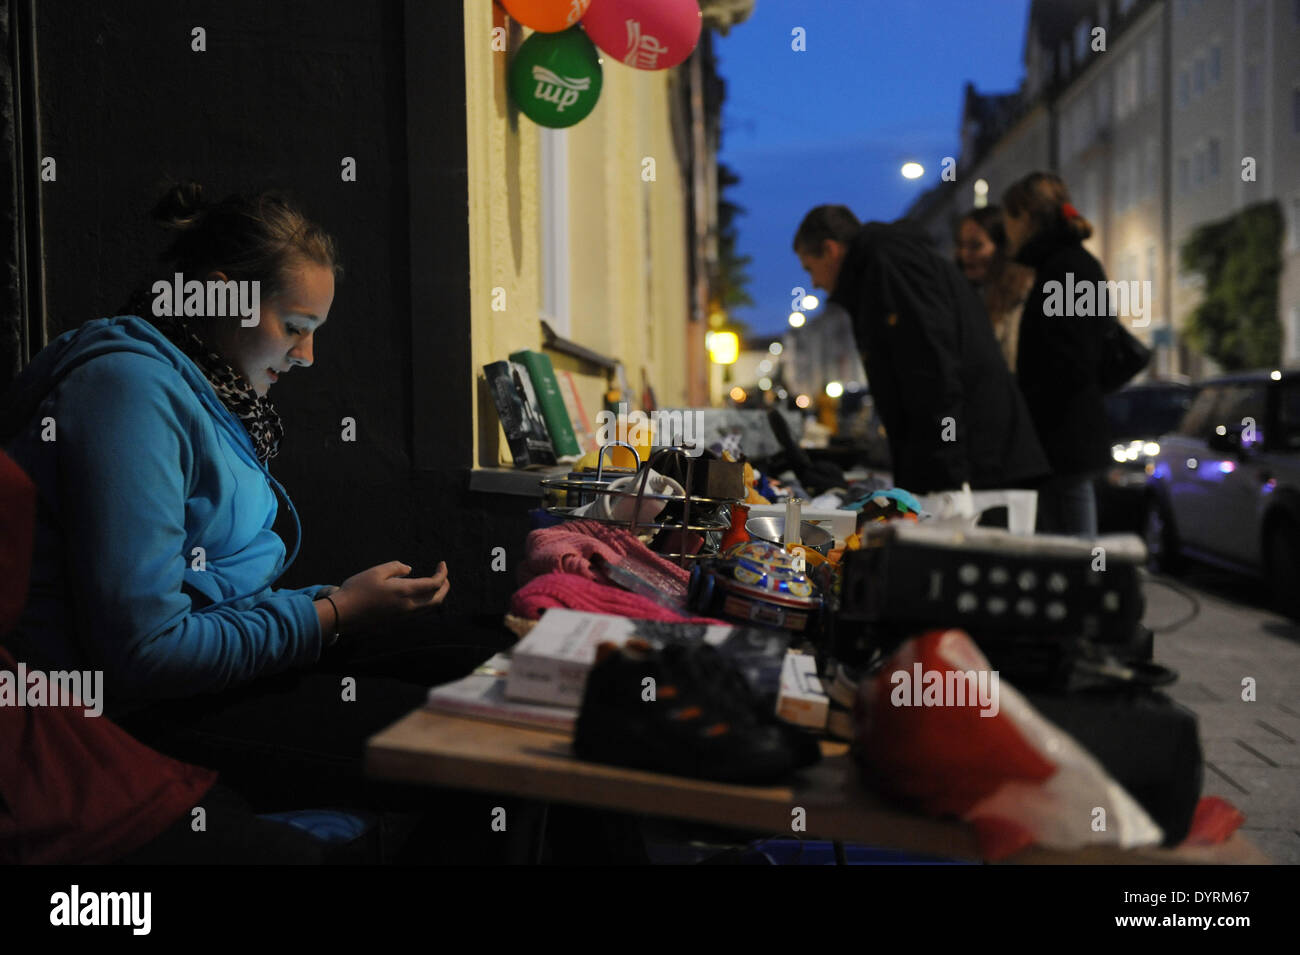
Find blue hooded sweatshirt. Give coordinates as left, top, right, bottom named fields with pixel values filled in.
left=0, top=315, right=327, bottom=714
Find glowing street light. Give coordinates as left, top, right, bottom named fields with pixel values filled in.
left=769, top=342, right=783, bottom=355
left=800, top=294, right=819, bottom=310
left=901, top=162, right=924, bottom=179
left=758, top=377, right=772, bottom=391
left=729, top=386, right=747, bottom=403
left=706, top=330, right=740, bottom=365
left=788, top=312, right=806, bottom=328
left=825, top=381, right=844, bottom=398
left=795, top=394, right=811, bottom=409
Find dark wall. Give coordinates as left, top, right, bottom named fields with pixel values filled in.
left=31, top=0, right=530, bottom=618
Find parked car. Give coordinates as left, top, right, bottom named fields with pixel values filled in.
left=1096, top=381, right=1199, bottom=532
left=1144, top=369, right=1300, bottom=616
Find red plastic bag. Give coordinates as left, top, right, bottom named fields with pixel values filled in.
left=853, top=629, right=1163, bottom=860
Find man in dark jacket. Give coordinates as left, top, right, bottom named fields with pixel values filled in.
left=794, top=206, right=1048, bottom=495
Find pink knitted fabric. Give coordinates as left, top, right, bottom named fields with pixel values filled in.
left=517, top=519, right=692, bottom=587
left=511, top=572, right=725, bottom=624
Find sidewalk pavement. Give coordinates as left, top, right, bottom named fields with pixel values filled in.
left=1144, top=566, right=1300, bottom=864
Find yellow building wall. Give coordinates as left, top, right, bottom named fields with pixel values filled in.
left=464, top=2, right=694, bottom=467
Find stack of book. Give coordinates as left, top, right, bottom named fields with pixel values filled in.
left=483, top=349, right=594, bottom=468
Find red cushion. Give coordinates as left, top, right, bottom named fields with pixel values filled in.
left=0, top=449, right=216, bottom=863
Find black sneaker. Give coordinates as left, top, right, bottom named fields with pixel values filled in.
left=573, top=639, right=821, bottom=784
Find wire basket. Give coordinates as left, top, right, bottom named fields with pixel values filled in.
left=538, top=443, right=742, bottom=565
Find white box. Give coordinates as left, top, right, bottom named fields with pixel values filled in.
left=776, top=651, right=829, bottom=730
left=505, top=608, right=738, bottom=708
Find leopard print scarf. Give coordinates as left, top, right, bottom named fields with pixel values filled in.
left=123, top=290, right=283, bottom=463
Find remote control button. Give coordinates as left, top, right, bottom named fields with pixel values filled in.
left=957, top=591, right=978, bottom=613
left=958, top=563, right=979, bottom=585
left=1016, top=597, right=1036, bottom=617
left=1018, top=570, right=1038, bottom=591
left=987, top=596, right=1008, bottom=615
left=1047, top=572, right=1068, bottom=593
left=1046, top=601, right=1067, bottom=621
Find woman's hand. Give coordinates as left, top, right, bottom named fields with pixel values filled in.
left=329, top=561, right=449, bottom=636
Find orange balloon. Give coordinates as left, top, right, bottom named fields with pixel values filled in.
left=499, top=0, right=592, bottom=33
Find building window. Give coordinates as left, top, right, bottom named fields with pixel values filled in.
left=539, top=128, right=570, bottom=335
left=1075, top=20, right=1093, bottom=64
left=1292, top=197, right=1300, bottom=250
left=1208, top=45, right=1221, bottom=87
left=1115, top=154, right=1130, bottom=213
left=1177, top=69, right=1190, bottom=108
left=1096, top=75, right=1111, bottom=129
left=1246, top=63, right=1263, bottom=111
left=1178, top=156, right=1190, bottom=193
left=1144, top=35, right=1159, bottom=101
left=1294, top=87, right=1300, bottom=134
left=1144, top=135, right=1158, bottom=197
left=1193, top=148, right=1206, bottom=186
left=1121, top=0, right=1137, bottom=14
left=1193, top=57, right=1206, bottom=98
left=1207, top=138, right=1220, bottom=179
left=1147, top=244, right=1158, bottom=311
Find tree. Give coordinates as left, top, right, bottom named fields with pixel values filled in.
left=713, top=162, right=754, bottom=313
left=1180, top=201, right=1283, bottom=370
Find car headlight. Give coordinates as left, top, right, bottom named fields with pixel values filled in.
left=1143, top=442, right=1160, bottom=457
left=1112, top=445, right=1128, bottom=463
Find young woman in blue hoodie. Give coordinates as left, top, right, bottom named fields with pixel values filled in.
left=2, top=182, right=450, bottom=711
left=0, top=184, right=544, bottom=861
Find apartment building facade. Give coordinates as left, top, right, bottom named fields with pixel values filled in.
left=909, top=0, right=1300, bottom=379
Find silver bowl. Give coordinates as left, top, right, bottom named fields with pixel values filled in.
left=744, top=516, right=834, bottom=556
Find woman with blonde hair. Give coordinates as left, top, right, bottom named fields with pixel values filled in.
left=955, top=205, right=1035, bottom=372
left=1002, top=171, right=1113, bottom=536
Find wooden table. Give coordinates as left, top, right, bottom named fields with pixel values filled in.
left=365, top=709, right=1269, bottom=864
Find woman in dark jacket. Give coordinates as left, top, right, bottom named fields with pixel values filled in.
left=1003, top=172, right=1113, bottom=535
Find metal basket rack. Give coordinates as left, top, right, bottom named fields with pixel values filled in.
left=538, top=443, right=743, bottom=566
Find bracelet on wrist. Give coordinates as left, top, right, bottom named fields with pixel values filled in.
left=323, top=594, right=342, bottom=647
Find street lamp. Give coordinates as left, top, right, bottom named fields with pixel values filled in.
left=901, top=162, right=924, bottom=179
left=706, top=330, right=740, bottom=365
left=788, top=312, right=806, bottom=328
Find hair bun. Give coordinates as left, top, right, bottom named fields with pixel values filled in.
left=151, top=180, right=207, bottom=230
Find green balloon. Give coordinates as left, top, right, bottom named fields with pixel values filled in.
left=509, top=27, right=603, bottom=128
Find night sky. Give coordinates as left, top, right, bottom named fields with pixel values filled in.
left=716, top=0, right=1032, bottom=335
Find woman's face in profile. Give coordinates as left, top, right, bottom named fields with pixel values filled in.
left=200, top=262, right=335, bottom=396
left=957, top=219, right=997, bottom=283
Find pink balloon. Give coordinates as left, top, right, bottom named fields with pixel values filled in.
left=581, top=0, right=702, bottom=71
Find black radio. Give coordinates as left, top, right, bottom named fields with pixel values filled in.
left=834, top=523, right=1148, bottom=685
